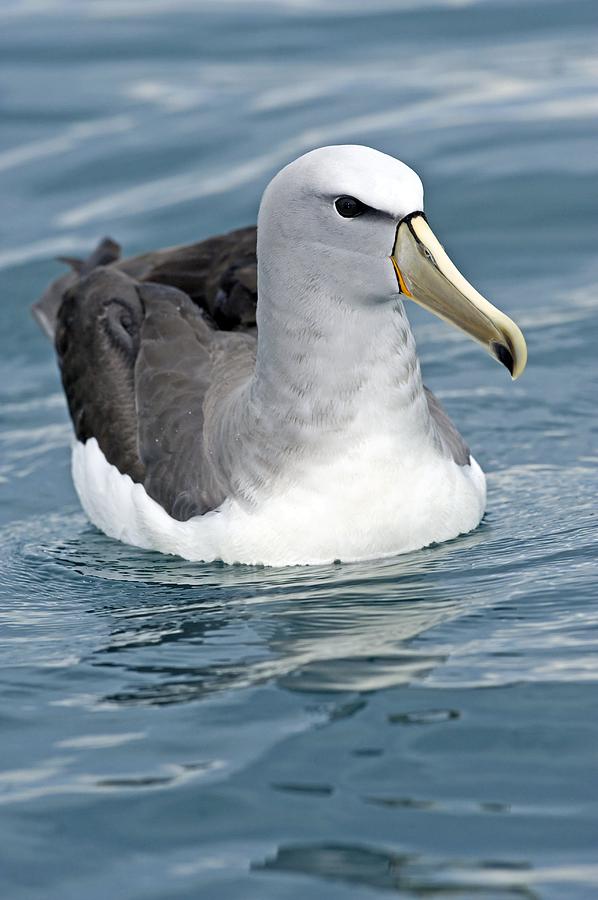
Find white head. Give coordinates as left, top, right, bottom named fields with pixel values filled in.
left=256, top=144, right=526, bottom=378
left=258, top=145, right=423, bottom=309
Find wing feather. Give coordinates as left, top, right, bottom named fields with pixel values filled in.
left=43, top=228, right=259, bottom=520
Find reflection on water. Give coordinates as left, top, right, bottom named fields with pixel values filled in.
left=0, top=504, right=497, bottom=707
left=255, top=843, right=538, bottom=898
left=1, top=462, right=594, bottom=705
left=1, top=460, right=596, bottom=816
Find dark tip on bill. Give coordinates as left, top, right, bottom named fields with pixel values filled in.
left=490, top=340, right=514, bottom=376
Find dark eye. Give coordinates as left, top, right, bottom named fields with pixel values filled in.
left=334, top=195, right=368, bottom=218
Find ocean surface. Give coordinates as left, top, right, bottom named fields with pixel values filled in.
left=1, top=1, right=597, bottom=897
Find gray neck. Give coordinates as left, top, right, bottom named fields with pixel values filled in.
left=250, top=259, right=433, bottom=452
left=215, top=247, right=441, bottom=506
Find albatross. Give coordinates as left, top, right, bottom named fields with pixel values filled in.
left=33, top=145, right=527, bottom=566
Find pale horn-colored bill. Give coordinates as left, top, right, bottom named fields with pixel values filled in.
left=391, top=212, right=527, bottom=378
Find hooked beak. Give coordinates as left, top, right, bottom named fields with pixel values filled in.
left=391, top=212, right=527, bottom=379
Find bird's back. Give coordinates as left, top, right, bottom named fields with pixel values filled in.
left=33, top=232, right=259, bottom=520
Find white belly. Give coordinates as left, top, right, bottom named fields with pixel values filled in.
left=72, top=436, right=486, bottom=567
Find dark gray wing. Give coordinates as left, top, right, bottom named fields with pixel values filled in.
left=53, top=268, right=249, bottom=520
left=45, top=230, right=260, bottom=521
left=133, top=282, right=227, bottom=520
left=119, top=226, right=257, bottom=332
left=32, top=227, right=258, bottom=342
left=55, top=267, right=146, bottom=483
left=424, top=386, right=471, bottom=466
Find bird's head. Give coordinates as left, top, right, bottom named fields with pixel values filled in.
left=257, top=144, right=526, bottom=378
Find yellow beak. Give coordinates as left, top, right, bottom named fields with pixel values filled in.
left=391, top=212, right=527, bottom=379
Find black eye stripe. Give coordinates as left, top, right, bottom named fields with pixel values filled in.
left=334, top=195, right=369, bottom=218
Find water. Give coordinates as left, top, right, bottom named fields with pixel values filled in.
left=1, top=0, right=597, bottom=897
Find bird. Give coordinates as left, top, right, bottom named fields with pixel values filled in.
left=33, top=145, right=527, bottom=567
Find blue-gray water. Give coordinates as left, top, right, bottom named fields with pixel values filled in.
left=1, top=1, right=597, bottom=897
